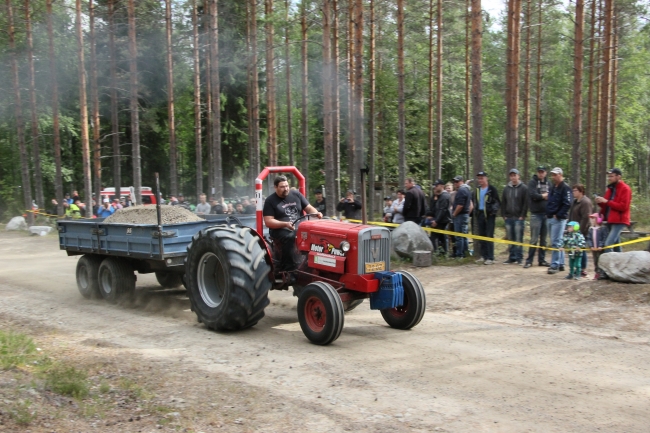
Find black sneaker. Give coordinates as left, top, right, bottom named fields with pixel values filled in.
left=539, top=261, right=550, bottom=267
left=523, top=262, right=532, bottom=269
left=559, top=266, right=565, bottom=272
left=503, top=259, right=516, bottom=264
left=548, top=266, right=559, bottom=274
left=564, top=274, right=573, bottom=280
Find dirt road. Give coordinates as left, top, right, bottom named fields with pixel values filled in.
left=1, top=231, right=649, bottom=432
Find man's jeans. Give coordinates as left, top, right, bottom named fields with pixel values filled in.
left=476, top=212, right=496, bottom=261
left=526, top=213, right=547, bottom=264
left=605, top=223, right=626, bottom=253
left=505, top=218, right=525, bottom=262
left=453, top=214, right=470, bottom=257
left=547, top=217, right=567, bottom=268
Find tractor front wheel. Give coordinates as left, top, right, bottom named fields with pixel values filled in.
left=297, top=282, right=344, bottom=345
left=380, top=271, right=426, bottom=330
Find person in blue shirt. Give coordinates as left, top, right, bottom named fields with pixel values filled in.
left=471, top=171, right=500, bottom=265
left=96, top=199, right=115, bottom=218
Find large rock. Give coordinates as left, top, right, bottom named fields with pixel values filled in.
left=29, top=226, right=53, bottom=236
left=391, top=221, right=433, bottom=259
left=599, top=251, right=650, bottom=284
left=5, top=216, right=27, bottom=231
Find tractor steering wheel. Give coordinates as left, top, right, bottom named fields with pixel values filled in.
left=292, top=213, right=321, bottom=227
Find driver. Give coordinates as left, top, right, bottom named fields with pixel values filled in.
left=263, top=175, right=323, bottom=273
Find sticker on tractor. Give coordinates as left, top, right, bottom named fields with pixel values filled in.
left=314, top=254, right=337, bottom=268
left=310, top=242, right=346, bottom=257
left=365, top=261, right=386, bottom=272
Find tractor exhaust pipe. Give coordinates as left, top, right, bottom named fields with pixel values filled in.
left=360, top=165, right=369, bottom=225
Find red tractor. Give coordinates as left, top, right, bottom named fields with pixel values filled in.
left=184, top=167, right=425, bottom=345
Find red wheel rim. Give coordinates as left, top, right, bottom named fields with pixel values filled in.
left=304, top=296, right=327, bottom=332
left=388, top=292, right=409, bottom=317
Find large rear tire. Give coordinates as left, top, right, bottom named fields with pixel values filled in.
left=380, top=271, right=426, bottom=330
left=98, top=257, right=136, bottom=303
left=155, top=271, right=183, bottom=289
left=297, top=282, right=344, bottom=345
left=76, top=255, right=103, bottom=299
left=184, top=225, right=271, bottom=331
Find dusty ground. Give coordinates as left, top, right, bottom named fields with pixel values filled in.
left=0, top=230, right=649, bottom=432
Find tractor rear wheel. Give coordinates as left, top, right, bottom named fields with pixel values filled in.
left=184, top=225, right=271, bottom=331
left=155, top=271, right=183, bottom=289
left=76, top=254, right=103, bottom=299
left=297, top=282, right=344, bottom=345
left=380, top=271, right=426, bottom=330
left=98, top=257, right=136, bottom=303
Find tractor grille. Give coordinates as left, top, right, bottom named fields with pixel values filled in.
left=357, top=227, right=391, bottom=275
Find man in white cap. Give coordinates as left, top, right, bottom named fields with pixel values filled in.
left=546, top=167, right=572, bottom=274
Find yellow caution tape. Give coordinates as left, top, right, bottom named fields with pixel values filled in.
left=24, top=209, right=94, bottom=220
left=345, top=218, right=650, bottom=252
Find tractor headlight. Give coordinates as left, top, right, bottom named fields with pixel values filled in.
left=340, top=241, right=350, bottom=252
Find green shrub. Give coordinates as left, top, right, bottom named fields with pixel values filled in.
left=44, top=364, right=89, bottom=399
left=0, top=331, right=37, bottom=370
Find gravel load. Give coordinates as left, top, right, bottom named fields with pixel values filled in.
left=103, top=205, right=203, bottom=225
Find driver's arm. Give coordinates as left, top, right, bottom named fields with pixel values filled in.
left=303, top=204, right=323, bottom=219
left=264, top=215, right=293, bottom=230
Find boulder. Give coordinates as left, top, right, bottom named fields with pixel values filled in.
left=391, top=221, right=433, bottom=259
left=599, top=251, right=650, bottom=284
left=29, top=226, right=53, bottom=236
left=5, top=216, right=27, bottom=231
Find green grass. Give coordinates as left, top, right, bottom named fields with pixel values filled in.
left=0, top=331, right=37, bottom=370
left=43, top=364, right=90, bottom=399
left=7, top=399, right=36, bottom=425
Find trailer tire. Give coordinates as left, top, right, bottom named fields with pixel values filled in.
left=185, top=225, right=271, bottom=331
left=155, top=271, right=183, bottom=289
left=98, top=257, right=136, bottom=303
left=76, top=255, right=103, bottom=299
left=297, top=282, right=344, bottom=345
left=380, top=271, right=426, bottom=330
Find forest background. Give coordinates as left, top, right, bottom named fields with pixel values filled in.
left=0, top=0, right=649, bottom=221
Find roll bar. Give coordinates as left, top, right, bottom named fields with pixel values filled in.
left=255, top=166, right=306, bottom=235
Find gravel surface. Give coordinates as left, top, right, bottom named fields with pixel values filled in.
left=103, top=205, right=203, bottom=225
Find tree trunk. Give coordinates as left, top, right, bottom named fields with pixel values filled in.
left=284, top=0, right=294, bottom=167
left=323, top=0, right=336, bottom=217
left=76, top=0, right=92, bottom=206
left=332, top=0, right=341, bottom=201
left=435, top=0, right=443, bottom=180
left=89, top=0, right=101, bottom=203
left=368, top=0, right=376, bottom=218
left=205, top=9, right=214, bottom=197
left=300, top=0, right=309, bottom=191
left=347, top=0, right=356, bottom=192
left=506, top=0, right=521, bottom=175
left=597, top=0, right=613, bottom=192
left=397, top=0, right=406, bottom=186
left=108, top=0, right=121, bottom=202
left=471, top=0, right=483, bottom=175
left=522, top=0, right=532, bottom=180
left=585, top=0, right=596, bottom=193
left=47, top=0, right=63, bottom=215
left=534, top=0, right=543, bottom=161
left=353, top=0, right=363, bottom=202
left=192, top=0, right=203, bottom=197
left=248, top=0, right=261, bottom=181
left=127, top=0, right=142, bottom=203
left=609, top=12, right=618, bottom=168
left=165, top=0, right=178, bottom=197
left=7, top=0, right=33, bottom=224
left=25, top=0, right=44, bottom=209
left=209, top=0, right=223, bottom=197
left=465, top=0, right=471, bottom=179
left=571, top=0, right=585, bottom=184
left=428, top=0, right=435, bottom=183
left=265, top=0, right=277, bottom=167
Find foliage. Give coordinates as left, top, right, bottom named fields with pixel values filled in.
left=0, top=330, right=37, bottom=370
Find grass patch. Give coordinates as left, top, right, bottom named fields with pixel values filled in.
left=43, top=364, right=90, bottom=399
left=7, top=399, right=36, bottom=425
left=0, top=330, right=37, bottom=370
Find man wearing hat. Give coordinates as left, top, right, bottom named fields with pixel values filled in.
left=595, top=168, right=632, bottom=253
left=337, top=190, right=362, bottom=219
left=472, top=171, right=500, bottom=265
left=97, top=197, right=115, bottom=218
left=546, top=167, right=573, bottom=274
left=311, top=189, right=327, bottom=216
left=524, top=166, right=551, bottom=268
left=451, top=175, right=472, bottom=258
left=429, top=179, right=452, bottom=255
left=501, top=168, right=529, bottom=264
left=383, top=196, right=394, bottom=222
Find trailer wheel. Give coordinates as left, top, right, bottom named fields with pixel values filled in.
left=98, top=257, right=136, bottom=303
left=76, top=255, right=103, bottom=299
left=342, top=299, right=364, bottom=312
left=297, top=282, right=344, bottom=345
left=380, top=271, right=426, bottom=330
left=155, top=271, right=183, bottom=289
left=185, top=225, right=271, bottom=331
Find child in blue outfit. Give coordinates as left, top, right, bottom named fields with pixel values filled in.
left=561, top=221, right=586, bottom=280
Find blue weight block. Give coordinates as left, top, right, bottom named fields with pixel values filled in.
left=369, top=271, right=404, bottom=310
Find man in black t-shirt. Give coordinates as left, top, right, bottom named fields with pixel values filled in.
left=263, top=176, right=322, bottom=272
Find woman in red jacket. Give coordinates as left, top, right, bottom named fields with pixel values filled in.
left=595, top=168, right=632, bottom=253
